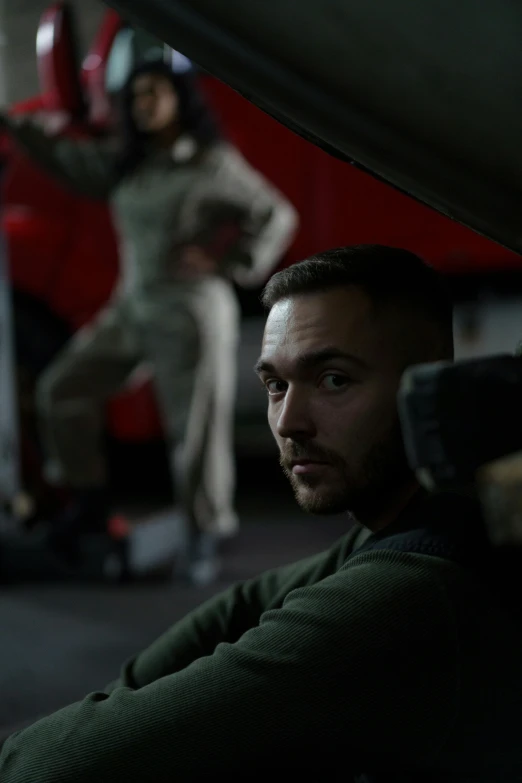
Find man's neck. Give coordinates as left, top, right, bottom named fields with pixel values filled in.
left=358, top=480, right=421, bottom=533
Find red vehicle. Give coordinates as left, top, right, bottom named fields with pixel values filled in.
left=2, top=2, right=521, bottom=498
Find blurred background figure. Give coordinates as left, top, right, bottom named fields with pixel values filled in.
left=0, top=59, right=298, bottom=584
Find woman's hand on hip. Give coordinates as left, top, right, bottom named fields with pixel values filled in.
left=177, top=245, right=219, bottom=279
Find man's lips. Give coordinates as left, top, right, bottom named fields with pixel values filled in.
left=289, top=459, right=330, bottom=475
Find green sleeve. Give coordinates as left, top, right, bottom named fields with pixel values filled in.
left=0, top=551, right=458, bottom=782
left=3, top=116, right=121, bottom=200
left=106, top=533, right=354, bottom=692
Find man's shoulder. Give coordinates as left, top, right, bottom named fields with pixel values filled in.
left=351, top=489, right=487, bottom=569
left=338, top=543, right=462, bottom=598
left=276, top=490, right=488, bottom=615
left=327, top=489, right=488, bottom=596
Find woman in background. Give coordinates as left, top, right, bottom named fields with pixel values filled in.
left=0, top=60, right=298, bottom=584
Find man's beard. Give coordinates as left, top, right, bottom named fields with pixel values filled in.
left=279, top=421, right=413, bottom=520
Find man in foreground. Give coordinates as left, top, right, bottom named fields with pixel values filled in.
left=2, top=245, right=522, bottom=781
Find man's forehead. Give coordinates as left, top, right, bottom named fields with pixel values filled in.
left=264, top=289, right=371, bottom=339
left=261, top=289, right=375, bottom=365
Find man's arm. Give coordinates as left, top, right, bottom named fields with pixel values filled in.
left=105, top=533, right=354, bottom=692
left=0, top=551, right=458, bottom=782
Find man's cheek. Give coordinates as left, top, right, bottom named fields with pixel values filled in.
left=352, top=391, right=396, bottom=430
left=268, top=413, right=281, bottom=444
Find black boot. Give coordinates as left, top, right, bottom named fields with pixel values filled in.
left=175, top=530, right=221, bottom=587
left=45, top=487, right=110, bottom=563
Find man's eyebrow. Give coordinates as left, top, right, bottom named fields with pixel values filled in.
left=254, top=358, right=275, bottom=376
left=254, top=348, right=367, bottom=375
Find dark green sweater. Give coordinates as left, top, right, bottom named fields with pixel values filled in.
left=1, top=492, right=522, bottom=781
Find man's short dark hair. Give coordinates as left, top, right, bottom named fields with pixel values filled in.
left=262, top=244, right=454, bottom=360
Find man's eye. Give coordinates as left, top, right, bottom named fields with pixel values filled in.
left=265, top=379, right=287, bottom=395
left=320, top=374, right=350, bottom=391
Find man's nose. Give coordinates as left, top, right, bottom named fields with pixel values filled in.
left=275, top=387, right=316, bottom=440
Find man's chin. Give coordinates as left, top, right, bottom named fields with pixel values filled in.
left=292, top=483, right=350, bottom=516
left=280, top=469, right=341, bottom=515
